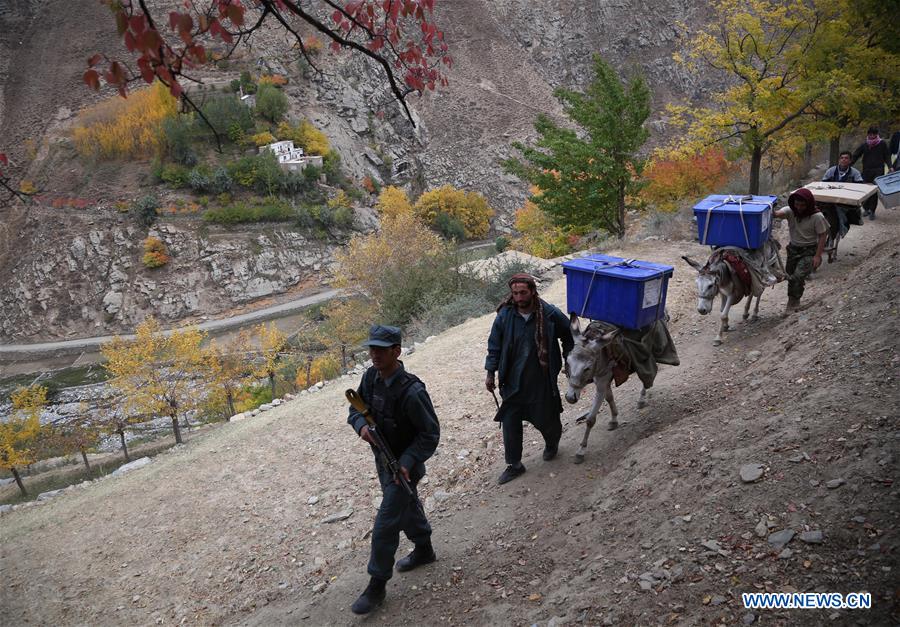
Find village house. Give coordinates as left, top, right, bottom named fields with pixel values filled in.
left=260, top=140, right=325, bottom=173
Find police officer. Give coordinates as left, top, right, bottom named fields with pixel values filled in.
left=347, top=324, right=440, bottom=615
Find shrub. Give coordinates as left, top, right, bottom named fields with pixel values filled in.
left=495, top=236, right=510, bottom=252
left=199, top=94, right=254, bottom=140
left=276, top=120, right=330, bottom=155
left=249, top=131, right=276, bottom=147
left=361, top=176, right=380, bottom=195
left=202, top=200, right=295, bottom=224
left=376, top=186, right=413, bottom=220
left=73, top=81, right=177, bottom=160
left=239, top=71, right=256, bottom=94
left=158, top=163, right=192, bottom=188
left=134, top=195, right=160, bottom=227
left=259, top=74, right=288, bottom=87
left=303, top=35, right=324, bottom=55
left=229, top=79, right=241, bottom=92
left=189, top=166, right=212, bottom=193
left=642, top=148, right=736, bottom=213
left=212, top=167, right=232, bottom=194
left=433, top=212, right=466, bottom=242
left=161, top=115, right=198, bottom=166
left=513, top=195, right=574, bottom=258
left=142, top=236, right=170, bottom=268
left=413, top=185, right=494, bottom=239
left=295, top=353, right=341, bottom=388
left=327, top=190, right=351, bottom=212
left=255, top=84, right=288, bottom=123
left=335, top=212, right=450, bottom=322
left=322, top=150, right=348, bottom=187
left=332, top=205, right=355, bottom=229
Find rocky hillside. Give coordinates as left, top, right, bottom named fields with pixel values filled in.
left=2, top=210, right=897, bottom=626
left=0, top=0, right=713, bottom=342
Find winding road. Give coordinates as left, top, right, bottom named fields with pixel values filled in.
left=0, top=288, right=342, bottom=360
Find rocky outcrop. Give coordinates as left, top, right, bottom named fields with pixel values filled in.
left=1, top=208, right=344, bottom=341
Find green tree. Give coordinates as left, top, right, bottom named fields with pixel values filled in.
left=255, top=84, right=288, bottom=124
left=503, top=55, right=650, bottom=238
left=797, top=0, right=900, bottom=163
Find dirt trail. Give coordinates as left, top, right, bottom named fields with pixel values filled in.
left=2, top=212, right=898, bottom=626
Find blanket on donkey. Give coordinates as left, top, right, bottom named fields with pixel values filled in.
left=586, top=319, right=680, bottom=389
left=708, top=239, right=785, bottom=297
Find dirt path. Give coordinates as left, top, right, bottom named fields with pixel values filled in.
left=2, top=212, right=897, bottom=626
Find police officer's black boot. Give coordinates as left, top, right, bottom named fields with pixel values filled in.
left=396, top=541, right=437, bottom=572
left=351, top=577, right=386, bottom=615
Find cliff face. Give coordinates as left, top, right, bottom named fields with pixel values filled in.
left=1, top=207, right=347, bottom=341
left=1, top=1, right=715, bottom=341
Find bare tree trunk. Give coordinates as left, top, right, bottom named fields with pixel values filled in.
left=268, top=372, right=276, bottom=399
left=749, top=145, right=762, bottom=195
left=226, top=392, right=236, bottom=420
left=80, top=447, right=91, bottom=472
left=305, top=355, right=313, bottom=388
left=11, top=466, right=27, bottom=497
left=616, top=181, right=626, bottom=239
left=171, top=414, right=183, bottom=444
left=118, top=428, right=130, bottom=462
left=341, top=343, right=347, bottom=369
left=829, top=134, right=841, bottom=167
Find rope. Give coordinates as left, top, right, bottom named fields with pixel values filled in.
left=578, top=258, right=637, bottom=319
left=700, top=195, right=754, bottom=247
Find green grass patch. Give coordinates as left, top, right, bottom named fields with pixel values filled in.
left=202, top=199, right=295, bottom=224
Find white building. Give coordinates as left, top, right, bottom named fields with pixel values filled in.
left=261, top=140, right=324, bottom=172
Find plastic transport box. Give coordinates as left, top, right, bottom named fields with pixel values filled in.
left=875, top=171, right=900, bottom=210
left=692, top=194, right=777, bottom=249
left=562, top=254, right=673, bottom=330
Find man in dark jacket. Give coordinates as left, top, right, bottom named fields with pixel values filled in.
left=851, top=126, right=892, bottom=219
left=347, top=324, right=440, bottom=615
left=485, top=273, right=574, bottom=484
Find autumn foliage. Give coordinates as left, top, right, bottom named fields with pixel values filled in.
left=641, top=149, right=737, bottom=213
left=2, top=385, right=47, bottom=495
left=142, top=236, right=170, bottom=268
left=376, top=186, right=414, bottom=220
left=86, top=1, right=450, bottom=128
left=413, top=185, right=494, bottom=239
left=73, top=81, right=177, bottom=160
left=513, top=188, right=576, bottom=259
left=102, top=318, right=209, bottom=444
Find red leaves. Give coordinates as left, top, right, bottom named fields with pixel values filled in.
left=86, top=0, right=452, bottom=120
left=83, top=69, right=101, bottom=91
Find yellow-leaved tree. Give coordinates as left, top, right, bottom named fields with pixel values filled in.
left=251, top=323, right=288, bottom=400
left=335, top=212, right=448, bottom=306
left=376, top=186, right=413, bottom=221
left=2, top=385, right=47, bottom=496
left=669, top=0, right=839, bottom=194
left=204, top=331, right=253, bottom=419
left=276, top=120, right=330, bottom=155
left=413, top=185, right=494, bottom=239
left=73, top=81, right=177, bottom=160
left=513, top=192, right=574, bottom=259
left=102, top=317, right=209, bottom=444
left=53, top=403, right=101, bottom=472
left=324, top=298, right=371, bottom=368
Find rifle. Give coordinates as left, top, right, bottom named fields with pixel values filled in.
left=345, top=388, right=426, bottom=516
